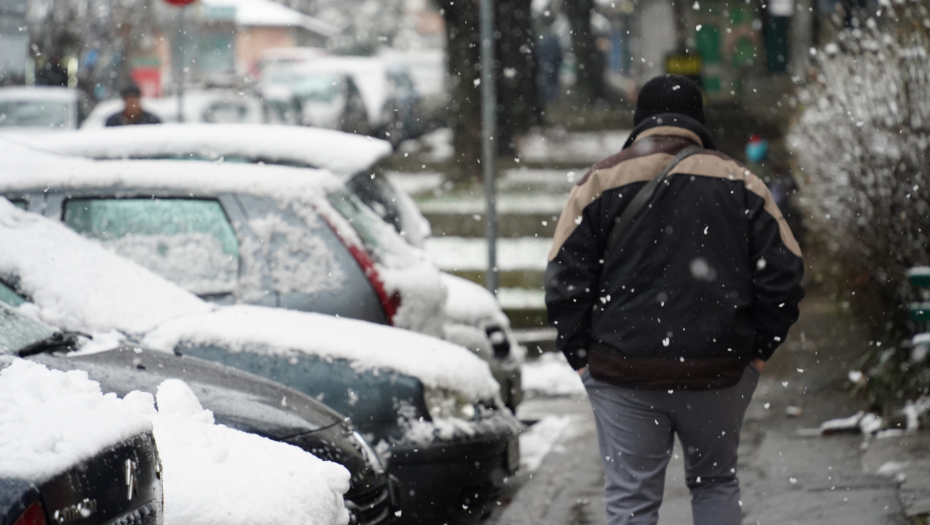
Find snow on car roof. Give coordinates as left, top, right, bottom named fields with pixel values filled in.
left=0, top=359, right=152, bottom=482
left=142, top=305, right=500, bottom=401
left=0, top=86, right=79, bottom=103
left=125, top=379, right=349, bottom=525
left=0, top=198, right=211, bottom=334
left=201, top=0, right=336, bottom=35
left=0, top=199, right=499, bottom=400
left=0, top=137, right=344, bottom=198
left=16, top=124, right=393, bottom=176
left=289, top=57, right=390, bottom=124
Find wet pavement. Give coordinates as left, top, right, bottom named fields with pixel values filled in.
left=491, top=293, right=912, bottom=525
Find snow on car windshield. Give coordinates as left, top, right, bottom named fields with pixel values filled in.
left=0, top=100, right=70, bottom=128
left=63, top=198, right=240, bottom=296
left=0, top=359, right=152, bottom=482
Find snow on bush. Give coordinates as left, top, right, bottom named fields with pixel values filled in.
left=0, top=359, right=152, bottom=482
left=125, top=379, right=350, bottom=525
left=789, top=0, right=930, bottom=410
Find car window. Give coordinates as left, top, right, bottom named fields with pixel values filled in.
left=0, top=280, right=25, bottom=307
left=0, top=302, right=57, bottom=355
left=9, top=199, right=27, bottom=210
left=0, top=101, right=71, bottom=128
left=325, top=189, right=418, bottom=267
left=203, top=102, right=251, bottom=123
left=63, top=198, right=240, bottom=296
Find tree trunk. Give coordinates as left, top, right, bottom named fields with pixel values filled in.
left=439, top=0, right=541, bottom=183
left=496, top=0, right=541, bottom=155
left=439, top=0, right=482, bottom=184
left=564, top=0, right=606, bottom=105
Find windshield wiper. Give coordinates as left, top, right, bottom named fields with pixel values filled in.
left=18, top=331, right=90, bottom=357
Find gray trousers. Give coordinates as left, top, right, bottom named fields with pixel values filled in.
left=583, top=365, right=760, bottom=525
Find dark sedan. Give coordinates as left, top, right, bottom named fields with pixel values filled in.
left=0, top=312, right=163, bottom=525
left=0, top=299, right=393, bottom=525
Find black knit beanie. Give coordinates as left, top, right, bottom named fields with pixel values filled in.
left=634, top=75, right=705, bottom=125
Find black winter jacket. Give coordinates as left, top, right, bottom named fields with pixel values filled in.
left=545, top=115, right=804, bottom=389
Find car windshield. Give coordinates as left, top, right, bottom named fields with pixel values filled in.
left=63, top=198, right=240, bottom=296
left=0, top=100, right=71, bottom=128
left=0, top=280, right=25, bottom=307
left=0, top=301, right=57, bottom=355
left=288, top=74, right=341, bottom=103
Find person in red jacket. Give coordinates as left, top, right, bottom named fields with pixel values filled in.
left=545, top=74, right=804, bottom=525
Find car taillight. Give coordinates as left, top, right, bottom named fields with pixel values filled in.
left=317, top=211, right=402, bottom=325
left=13, top=502, right=47, bottom=525
left=345, top=245, right=400, bottom=324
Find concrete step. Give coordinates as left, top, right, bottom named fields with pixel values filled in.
left=446, top=269, right=545, bottom=290
left=426, top=212, right=560, bottom=238
left=512, top=328, right=558, bottom=357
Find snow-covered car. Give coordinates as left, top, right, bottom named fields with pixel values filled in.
left=378, top=48, right=449, bottom=124
left=0, top=86, right=92, bottom=130
left=0, top=198, right=521, bottom=524
left=0, top=139, right=521, bottom=409
left=261, top=69, right=371, bottom=133
left=0, top=319, right=163, bottom=525
left=0, top=286, right=391, bottom=525
left=1, top=324, right=351, bottom=525
left=80, top=90, right=265, bottom=128
left=256, top=46, right=330, bottom=76
left=270, top=57, right=424, bottom=145
left=10, top=123, right=431, bottom=247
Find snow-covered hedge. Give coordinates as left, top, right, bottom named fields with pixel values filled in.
left=789, top=0, right=930, bottom=410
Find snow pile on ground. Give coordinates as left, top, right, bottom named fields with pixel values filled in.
left=0, top=199, right=211, bottom=335
left=522, top=353, right=585, bottom=398
left=125, top=379, right=349, bottom=525
left=519, top=415, right=579, bottom=472
left=142, top=305, right=500, bottom=402
left=0, top=359, right=151, bottom=482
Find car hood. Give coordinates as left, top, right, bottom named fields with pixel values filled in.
left=29, top=347, right=344, bottom=440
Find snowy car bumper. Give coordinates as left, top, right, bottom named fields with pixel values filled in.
left=387, top=413, right=521, bottom=524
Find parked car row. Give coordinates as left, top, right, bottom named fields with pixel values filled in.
left=0, top=51, right=430, bottom=147
left=7, top=124, right=523, bottom=408
left=0, top=123, right=522, bottom=524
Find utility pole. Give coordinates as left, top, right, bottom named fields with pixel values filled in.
left=480, top=0, right=498, bottom=296
left=176, top=6, right=185, bottom=123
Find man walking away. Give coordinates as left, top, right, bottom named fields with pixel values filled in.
left=545, top=74, right=804, bottom=525
left=105, top=85, right=162, bottom=127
